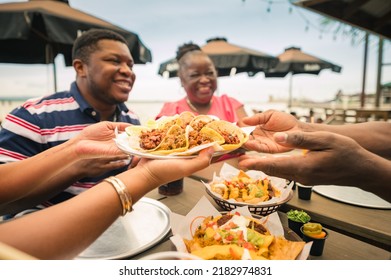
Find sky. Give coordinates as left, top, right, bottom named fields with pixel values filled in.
left=0, top=0, right=390, bottom=104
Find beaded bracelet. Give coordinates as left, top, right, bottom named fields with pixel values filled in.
left=104, top=176, right=133, bottom=216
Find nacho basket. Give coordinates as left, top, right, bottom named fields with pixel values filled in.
left=205, top=184, right=294, bottom=216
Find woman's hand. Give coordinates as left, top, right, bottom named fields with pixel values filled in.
left=133, top=147, right=215, bottom=189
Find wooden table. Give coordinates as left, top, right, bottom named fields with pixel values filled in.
left=133, top=177, right=390, bottom=260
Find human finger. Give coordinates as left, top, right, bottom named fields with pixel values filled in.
left=238, top=154, right=302, bottom=181
left=138, top=147, right=215, bottom=186
left=113, top=122, right=132, bottom=133
left=242, top=112, right=268, bottom=126
left=181, top=147, right=215, bottom=174
left=129, top=156, right=141, bottom=169
left=273, top=131, right=341, bottom=151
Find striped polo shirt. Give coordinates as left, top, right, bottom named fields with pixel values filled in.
left=0, top=82, right=140, bottom=212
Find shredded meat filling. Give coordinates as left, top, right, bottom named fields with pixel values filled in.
left=188, top=130, right=215, bottom=149
left=158, top=133, right=186, bottom=150
left=218, top=131, right=240, bottom=144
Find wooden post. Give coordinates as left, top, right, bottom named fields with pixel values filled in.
left=375, top=37, right=383, bottom=108
left=360, top=33, right=368, bottom=108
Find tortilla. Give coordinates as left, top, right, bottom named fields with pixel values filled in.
left=155, top=115, right=179, bottom=130
left=176, top=111, right=196, bottom=128
left=205, top=120, right=249, bottom=150
left=125, top=123, right=186, bottom=154
left=186, top=125, right=225, bottom=149
left=125, top=125, right=160, bottom=151
left=189, top=115, right=215, bottom=131
left=148, top=124, right=189, bottom=155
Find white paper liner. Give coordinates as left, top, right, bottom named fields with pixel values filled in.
left=203, top=163, right=293, bottom=205
left=170, top=196, right=311, bottom=260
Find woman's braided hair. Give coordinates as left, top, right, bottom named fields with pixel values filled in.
left=175, top=42, right=202, bottom=61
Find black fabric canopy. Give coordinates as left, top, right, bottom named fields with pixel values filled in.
left=265, top=46, right=342, bottom=78
left=294, top=0, right=391, bottom=40
left=0, top=0, right=152, bottom=90
left=265, top=46, right=342, bottom=108
left=158, top=37, right=278, bottom=78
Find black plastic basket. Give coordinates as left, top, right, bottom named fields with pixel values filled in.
left=205, top=187, right=294, bottom=216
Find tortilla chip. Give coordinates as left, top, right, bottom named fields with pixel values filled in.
left=191, top=245, right=245, bottom=260
left=268, top=236, right=306, bottom=260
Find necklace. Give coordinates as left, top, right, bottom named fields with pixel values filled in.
left=186, top=97, right=213, bottom=113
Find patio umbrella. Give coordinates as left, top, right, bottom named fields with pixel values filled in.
left=158, top=37, right=279, bottom=78
left=265, top=46, right=342, bottom=108
left=0, top=0, right=152, bottom=91
left=382, top=81, right=391, bottom=89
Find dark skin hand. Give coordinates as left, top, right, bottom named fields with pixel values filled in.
left=242, top=110, right=303, bottom=154
left=239, top=130, right=391, bottom=202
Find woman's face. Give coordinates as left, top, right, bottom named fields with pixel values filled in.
left=179, top=53, right=217, bottom=105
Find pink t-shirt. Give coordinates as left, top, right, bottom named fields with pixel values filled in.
left=156, top=94, right=243, bottom=124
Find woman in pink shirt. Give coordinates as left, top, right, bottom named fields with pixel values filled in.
left=156, top=43, right=248, bottom=126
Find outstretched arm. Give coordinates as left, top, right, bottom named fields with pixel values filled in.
left=0, top=122, right=130, bottom=208
left=239, top=130, right=391, bottom=202
left=243, top=110, right=391, bottom=158
left=308, top=121, right=391, bottom=158
left=0, top=148, right=214, bottom=259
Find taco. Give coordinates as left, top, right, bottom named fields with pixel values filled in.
left=155, top=115, right=179, bottom=130
left=125, top=125, right=163, bottom=151
left=183, top=213, right=304, bottom=260
left=187, top=115, right=226, bottom=146
left=186, top=126, right=225, bottom=149
left=176, top=111, right=196, bottom=128
left=149, top=124, right=189, bottom=155
left=125, top=123, right=188, bottom=154
left=205, top=120, right=249, bottom=150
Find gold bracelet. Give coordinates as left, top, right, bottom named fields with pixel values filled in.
left=111, top=176, right=133, bottom=214
left=104, top=176, right=133, bottom=216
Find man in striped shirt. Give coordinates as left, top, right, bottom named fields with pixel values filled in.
left=0, top=29, right=141, bottom=217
